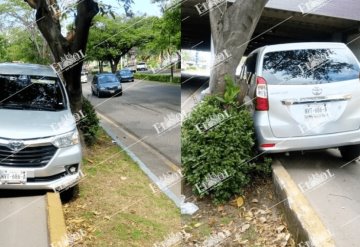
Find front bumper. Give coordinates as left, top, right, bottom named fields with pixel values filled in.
left=0, top=144, right=82, bottom=191
left=0, top=171, right=83, bottom=191
left=121, top=77, right=134, bottom=82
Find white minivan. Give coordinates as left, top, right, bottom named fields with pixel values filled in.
left=242, top=42, right=360, bottom=160
left=0, top=63, right=82, bottom=197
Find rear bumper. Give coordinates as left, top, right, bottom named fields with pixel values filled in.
left=256, top=128, right=360, bottom=153
left=254, top=113, right=360, bottom=153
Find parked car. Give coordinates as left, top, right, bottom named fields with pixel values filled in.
left=116, top=69, right=134, bottom=82
left=242, top=42, right=360, bottom=160
left=91, top=73, right=122, bottom=97
left=125, top=64, right=136, bottom=73
left=0, top=63, right=82, bottom=198
left=81, top=71, right=88, bottom=83
left=136, top=62, right=148, bottom=71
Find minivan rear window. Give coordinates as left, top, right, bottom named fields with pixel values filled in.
left=262, top=48, right=360, bottom=85
left=0, top=74, right=66, bottom=111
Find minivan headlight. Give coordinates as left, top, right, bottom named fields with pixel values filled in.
left=52, top=130, right=79, bottom=148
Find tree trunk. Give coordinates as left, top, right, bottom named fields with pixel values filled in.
left=209, top=0, right=268, bottom=101
left=25, top=0, right=99, bottom=113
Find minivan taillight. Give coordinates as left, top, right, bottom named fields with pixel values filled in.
left=256, top=76, right=269, bottom=111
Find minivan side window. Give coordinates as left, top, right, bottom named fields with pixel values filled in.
left=262, top=48, right=360, bottom=85
left=243, top=53, right=257, bottom=84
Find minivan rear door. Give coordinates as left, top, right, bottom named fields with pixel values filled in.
left=262, top=47, right=360, bottom=138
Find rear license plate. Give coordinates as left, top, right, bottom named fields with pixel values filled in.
left=0, top=170, right=27, bottom=184
left=304, top=103, right=328, bottom=119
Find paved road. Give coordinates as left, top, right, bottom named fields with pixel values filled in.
left=0, top=194, right=48, bottom=247
left=181, top=73, right=209, bottom=114
left=279, top=150, right=360, bottom=247
left=83, top=79, right=181, bottom=165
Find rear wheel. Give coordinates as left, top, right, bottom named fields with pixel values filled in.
left=339, top=145, right=360, bottom=161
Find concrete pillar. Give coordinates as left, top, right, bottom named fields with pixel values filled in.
left=347, top=33, right=360, bottom=61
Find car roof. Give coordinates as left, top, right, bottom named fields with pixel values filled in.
left=0, top=62, right=57, bottom=77
left=250, top=42, right=348, bottom=56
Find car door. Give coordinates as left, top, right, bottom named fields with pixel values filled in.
left=262, top=46, right=360, bottom=137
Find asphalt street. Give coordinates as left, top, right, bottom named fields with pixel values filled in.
left=83, top=78, right=181, bottom=166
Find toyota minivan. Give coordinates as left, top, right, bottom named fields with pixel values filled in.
left=242, top=42, right=360, bottom=160
left=0, top=63, right=82, bottom=197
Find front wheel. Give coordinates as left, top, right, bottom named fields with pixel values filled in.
left=339, top=145, right=360, bottom=161
left=60, top=185, right=79, bottom=202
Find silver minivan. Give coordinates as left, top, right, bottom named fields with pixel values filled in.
left=0, top=63, right=82, bottom=196
left=243, top=42, right=360, bottom=160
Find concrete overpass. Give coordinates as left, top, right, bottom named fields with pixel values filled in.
left=182, top=0, right=360, bottom=57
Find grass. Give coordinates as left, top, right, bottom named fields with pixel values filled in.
left=63, top=129, right=180, bottom=246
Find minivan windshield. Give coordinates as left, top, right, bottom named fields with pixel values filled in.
left=262, top=48, right=360, bottom=85
left=0, top=74, right=66, bottom=111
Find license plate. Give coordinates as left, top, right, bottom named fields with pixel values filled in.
left=0, top=170, right=27, bottom=184
left=304, top=103, right=328, bottom=118
left=110, top=90, right=115, bottom=94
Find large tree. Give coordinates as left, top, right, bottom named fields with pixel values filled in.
left=0, top=0, right=52, bottom=63
left=209, top=0, right=268, bottom=101
left=87, top=15, right=155, bottom=73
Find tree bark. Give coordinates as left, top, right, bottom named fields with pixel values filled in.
left=209, top=0, right=268, bottom=102
left=24, top=0, right=99, bottom=113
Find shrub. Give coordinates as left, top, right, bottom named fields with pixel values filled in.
left=134, top=73, right=180, bottom=83
left=181, top=78, right=271, bottom=204
left=78, top=97, right=100, bottom=146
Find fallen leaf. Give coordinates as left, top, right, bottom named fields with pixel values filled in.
left=194, top=223, right=202, bottom=228
left=252, top=199, right=259, bottom=203
left=240, top=224, right=250, bottom=233
left=235, top=196, right=245, bottom=207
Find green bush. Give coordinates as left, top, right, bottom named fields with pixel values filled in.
left=181, top=79, right=271, bottom=204
left=134, top=73, right=180, bottom=83
left=78, top=97, right=100, bottom=146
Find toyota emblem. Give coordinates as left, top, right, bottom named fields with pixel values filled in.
left=312, top=87, right=323, bottom=96
left=8, top=141, right=25, bottom=152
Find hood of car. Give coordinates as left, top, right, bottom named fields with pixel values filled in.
left=0, top=109, right=76, bottom=139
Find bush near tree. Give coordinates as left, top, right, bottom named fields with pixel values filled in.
left=181, top=76, right=272, bottom=204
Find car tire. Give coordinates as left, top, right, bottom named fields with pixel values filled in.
left=97, top=90, right=101, bottom=98
left=339, top=145, right=360, bottom=161
left=60, top=185, right=79, bottom=202
left=92, top=89, right=95, bottom=96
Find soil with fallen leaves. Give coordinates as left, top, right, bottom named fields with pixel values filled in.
left=182, top=177, right=296, bottom=247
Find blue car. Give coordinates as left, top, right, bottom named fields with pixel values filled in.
left=116, top=69, right=134, bottom=82
left=91, top=73, right=122, bottom=98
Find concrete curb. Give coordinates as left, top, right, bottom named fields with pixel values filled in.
left=272, top=159, right=336, bottom=247
left=46, top=193, right=68, bottom=247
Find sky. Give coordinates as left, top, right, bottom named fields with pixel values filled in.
left=105, top=0, right=162, bottom=17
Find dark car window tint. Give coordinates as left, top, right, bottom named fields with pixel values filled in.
left=0, top=74, right=65, bottom=111
left=262, top=48, right=360, bottom=85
